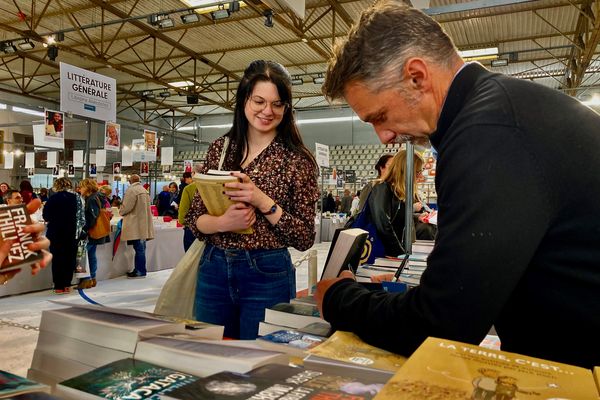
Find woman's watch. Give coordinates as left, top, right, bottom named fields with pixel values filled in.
left=262, top=203, right=278, bottom=215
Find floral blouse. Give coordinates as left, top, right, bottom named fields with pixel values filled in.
left=186, top=135, right=319, bottom=251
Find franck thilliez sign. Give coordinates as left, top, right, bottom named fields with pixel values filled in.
left=60, top=62, right=116, bottom=122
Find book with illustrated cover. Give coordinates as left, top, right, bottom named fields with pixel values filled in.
left=0, top=204, right=43, bottom=273
left=55, top=358, right=198, bottom=400
left=263, top=302, right=322, bottom=329
left=305, top=331, right=407, bottom=383
left=374, top=337, right=598, bottom=400
left=194, top=169, right=252, bottom=234
left=256, top=330, right=326, bottom=357
left=0, top=369, right=50, bottom=398
left=134, top=336, right=288, bottom=377
left=594, top=366, right=599, bottom=396
left=161, top=363, right=385, bottom=400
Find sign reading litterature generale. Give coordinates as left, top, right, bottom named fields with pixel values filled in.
left=60, top=62, right=116, bottom=122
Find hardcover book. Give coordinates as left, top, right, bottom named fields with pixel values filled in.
left=0, top=204, right=43, bottom=273
left=162, top=364, right=385, bottom=400
left=321, top=228, right=368, bottom=279
left=305, top=331, right=407, bottom=383
left=256, top=330, right=326, bottom=357
left=0, top=369, right=50, bottom=398
left=134, top=336, right=289, bottom=377
left=594, top=366, right=599, bottom=396
left=374, top=337, right=598, bottom=399
left=194, top=169, right=252, bottom=234
left=55, top=358, right=198, bottom=400
left=263, top=302, right=323, bottom=329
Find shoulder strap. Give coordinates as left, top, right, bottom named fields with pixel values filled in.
left=218, top=136, right=230, bottom=171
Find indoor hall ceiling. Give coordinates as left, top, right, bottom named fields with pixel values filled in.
left=0, top=0, right=599, bottom=131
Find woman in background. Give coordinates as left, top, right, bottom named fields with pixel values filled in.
left=43, top=178, right=84, bottom=294
left=0, top=182, right=10, bottom=205
left=39, top=188, right=49, bottom=202
left=186, top=60, right=319, bottom=340
left=358, top=154, right=394, bottom=211
left=19, top=180, right=37, bottom=205
left=78, top=179, right=111, bottom=289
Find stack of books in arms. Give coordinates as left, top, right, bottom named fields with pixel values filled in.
left=27, top=303, right=224, bottom=388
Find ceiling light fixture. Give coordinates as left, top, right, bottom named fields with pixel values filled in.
left=17, top=39, right=35, bottom=50
left=313, top=74, right=324, bottom=85
left=229, top=1, right=240, bottom=13
left=181, top=12, right=200, bottom=24
left=264, top=9, right=274, bottom=28
left=211, top=5, right=230, bottom=21
left=458, top=46, right=498, bottom=61
left=491, top=58, right=509, bottom=67
left=47, top=46, right=58, bottom=61
left=148, top=14, right=174, bottom=28
left=1, top=42, right=17, bottom=54
left=159, top=90, right=171, bottom=98
left=291, top=76, right=304, bottom=86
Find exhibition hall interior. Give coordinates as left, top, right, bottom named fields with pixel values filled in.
left=1, top=0, right=599, bottom=397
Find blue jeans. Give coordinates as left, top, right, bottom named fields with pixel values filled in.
left=86, top=243, right=97, bottom=279
left=129, top=240, right=147, bottom=275
left=183, top=227, right=195, bottom=252
left=195, top=243, right=296, bottom=340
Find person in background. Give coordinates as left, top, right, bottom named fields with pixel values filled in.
left=323, top=191, right=336, bottom=213
left=316, top=0, right=600, bottom=368
left=334, top=195, right=341, bottom=213
left=99, top=185, right=113, bottom=205
left=178, top=162, right=203, bottom=252
left=39, top=188, right=49, bottom=203
left=78, top=179, right=111, bottom=289
left=358, top=154, right=394, bottom=210
left=0, top=199, right=52, bottom=285
left=43, top=178, right=84, bottom=294
left=19, top=180, right=37, bottom=205
left=164, top=182, right=179, bottom=217
left=339, top=189, right=353, bottom=215
left=120, top=174, right=154, bottom=279
left=186, top=60, right=319, bottom=339
left=176, top=172, right=193, bottom=206
left=350, top=190, right=361, bottom=216
left=0, top=182, right=10, bottom=205
left=3, top=189, right=23, bottom=206
left=156, top=185, right=171, bottom=216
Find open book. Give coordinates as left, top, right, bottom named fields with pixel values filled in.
left=194, top=169, right=252, bottom=234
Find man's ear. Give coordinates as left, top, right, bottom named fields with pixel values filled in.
left=404, top=58, right=430, bottom=90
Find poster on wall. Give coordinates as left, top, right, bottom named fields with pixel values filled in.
left=33, top=124, right=64, bottom=150
left=73, top=150, right=84, bottom=168
left=3, top=153, right=13, bottom=169
left=52, top=165, right=60, bottom=177
left=184, top=160, right=193, bottom=173
left=46, top=152, right=57, bottom=168
left=143, top=130, right=157, bottom=162
left=89, top=163, right=97, bottom=178
left=112, top=162, right=121, bottom=175
left=60, top=62, right=117, bottom=122
left=67, top=164, right=75, bottom=177
left=140, top=161, right=149, bottom=177
left=96, top=149, right=107, bottom=167
left=25, top=152, right=35, bottom=169
left=131, top=139, right=145, bottom=162
left=105, top=122, right=120, bottom=152
left=162, top=165, right=171, bottom=174
left=122, top=147, right=133, bottom=166
left=45, top=110, right=64, bottom=140
left=27, top=168, right=35, bottom=178
left=161, top=147, right=173, bottom=166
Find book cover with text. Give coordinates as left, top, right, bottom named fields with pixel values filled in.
left=0, top=204, right=43, bottom=272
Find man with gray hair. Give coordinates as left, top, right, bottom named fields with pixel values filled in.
left=316, top=0, right=600, bottom=368
left=120, top=174, right=154, bottom=278
left=178, top=162, right=204, bottom=251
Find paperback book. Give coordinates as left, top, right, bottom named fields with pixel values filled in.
left=374, top=337, right=598, bottom=399
left=263, top=302, right=322, bottom=329
left=55, top=358, right=198, bottom=400
left=0, top=204, right=43, bottom=273
left=256, top=330, right=326, bottom=357
left=194, top=169, right=252, bottom=234
left=0, top=369, right=50, bottom=398
left=162, top=363, right=385, bottom=400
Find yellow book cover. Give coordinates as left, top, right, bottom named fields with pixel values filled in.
left=307, top=331, right=407, bottom=372
left=594, top=366, right=600, bottom=397
left=375, top=337, right=598, bottom=400
left=194, top=172, right=252, bottom=234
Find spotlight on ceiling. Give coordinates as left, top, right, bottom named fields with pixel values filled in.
left=181, top=12, right=199, bottom=24
left=291, top=76, right=304, bottom=86
left=211, top=5, right=230, bottom=21
left=159, top=90, right=171, bottom=98
left=229, top=1, right=241, bottom=13
left=47, top=46, right=58, bottom=61
left=141, top=90, right=155, bottom=100
left=148, top=14, right=174, bottom=28
left=187, top=94, right=199, bottom=105
left=313, top=74, right=324, bottom=85
left=491, top=58, right=509, bottom=67
left=17, top=39, right=35, bottom=50
left=0, top=42, right=17, bottom=54
left=264, top=9, right=274, bottom=28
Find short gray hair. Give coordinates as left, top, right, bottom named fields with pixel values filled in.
left=322, top=0, right=459, bottom=101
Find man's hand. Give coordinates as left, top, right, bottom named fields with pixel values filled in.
left=315, top=270, right=355, bottom=318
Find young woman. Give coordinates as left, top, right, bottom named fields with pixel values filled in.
left=367, top=150, right=424, bottom=257
left=186, top=60, right=319, bottom=339
left=78, top=179, right=111, bottom=289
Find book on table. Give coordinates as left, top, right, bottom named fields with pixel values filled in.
left=258, top=321, right=332, bottom=338
left=161, top=363, right=385, bottom=400
left=375, top=336, right=598, bottom=399
left=54, top=358, right=199, bottom=400
left=39, top=307, right=186, bottom=353
left=304, top=331, right=407, bottom=383
left=194, top=169, right=252, bottom=234
left=134, top=336, right=289, bottom=377
left=0, top=369, right=50, bottom=398
left=263, top=302, right=323, bottom=330
left=594, top=366, right=600, bottom=396
left=256, top=329, right=326, bottom=357
left=320, top=228, right=369, bottom=280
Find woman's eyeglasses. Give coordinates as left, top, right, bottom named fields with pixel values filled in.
left=247, top=96, right=289, bottom=115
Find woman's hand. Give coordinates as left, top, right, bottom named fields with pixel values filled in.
left=413, top=202, right=423, bottom=213
left=217, top=202, right=257, bottom=232
left=224, top=172, right=273, bottom=214
left=0, top=200, right=52, bottom=285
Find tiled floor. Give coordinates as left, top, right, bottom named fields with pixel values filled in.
left=0, top=241, right=332, bottom=377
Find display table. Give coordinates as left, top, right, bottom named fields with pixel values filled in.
left=0, top=227, right=185, bottom=297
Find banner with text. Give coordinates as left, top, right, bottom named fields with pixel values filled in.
left=60, top=62, right=117, bottom=122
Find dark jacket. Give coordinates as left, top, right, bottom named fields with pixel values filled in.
left=43, top=191, right=79, bottom=242
left=323, top=63, right=600, bottom=368
left=323, top=194, right=336, bottom=213
left=156, top=190, right=172, bottom=216
left=367, top=182, right=407, bottom=256
left=83, top=192, right=111, bottom=245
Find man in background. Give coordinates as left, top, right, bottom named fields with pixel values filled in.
left=339, top=189, right=353, bottom=215
left=120, top=174, right=154, bottom=278
left=3, top=189, right=23, bottom=206
left=178, top=163, right=203, bottom=252
left=316, top=0, right=600, bottom=368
